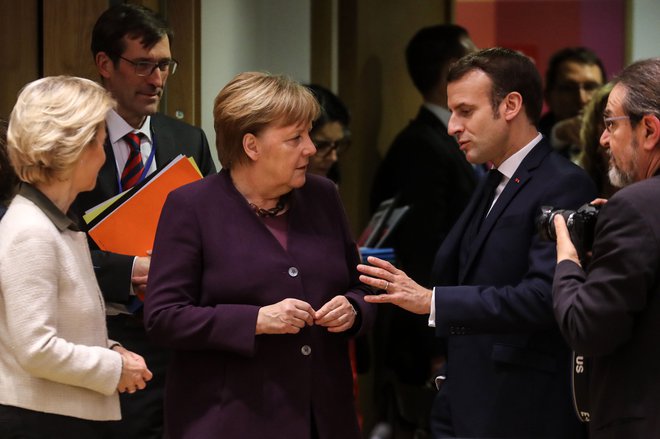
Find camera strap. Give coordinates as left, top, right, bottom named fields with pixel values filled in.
left=571, top=351, right=591, bottom=422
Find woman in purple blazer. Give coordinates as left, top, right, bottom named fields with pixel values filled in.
left=144, top=72, right=376, bottom=439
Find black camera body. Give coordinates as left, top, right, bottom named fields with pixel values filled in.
left=537, top=203, right=601, bottom=260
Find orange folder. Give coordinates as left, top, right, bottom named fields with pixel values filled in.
left=88, top=155, right=202, bottom=256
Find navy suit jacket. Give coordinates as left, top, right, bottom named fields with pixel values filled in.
left=553, top=174, right=660, bottom=438
left=144, top=171, right=376, bottom=439
left=430, top=139, right=596, bottom=438
left=71, top=113, right=216, bottom=303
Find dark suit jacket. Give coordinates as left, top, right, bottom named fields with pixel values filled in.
left=71, top=113, right=216, bottom=302
left=144, top=171, right=376, bottom=439
left=370, top=106, right=477, bottom=388
left=430, top=139, right=596, bottom=438
left=553, top=174, right=660, bottom=439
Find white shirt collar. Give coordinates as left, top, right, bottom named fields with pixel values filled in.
left=496, top=133, right=543, bottom=180
left=105, top=109, right=152, bottom=143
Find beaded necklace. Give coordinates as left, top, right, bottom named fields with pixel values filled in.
left=249, top=192, right=290, bottom=217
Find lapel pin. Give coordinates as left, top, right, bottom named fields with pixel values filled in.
left=514, top=177, right=520, bottom=184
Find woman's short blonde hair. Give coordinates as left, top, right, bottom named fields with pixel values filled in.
left=213, top=72, right=320, bottom=168
left=7, top=76, right=115, bottom=184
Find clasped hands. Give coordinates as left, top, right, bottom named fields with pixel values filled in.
left=256, top=295, right=357, bottom=335
left=112, top=345, right=153, bottom=394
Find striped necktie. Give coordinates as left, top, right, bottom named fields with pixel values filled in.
left=120, top=132, right=144, bottom=190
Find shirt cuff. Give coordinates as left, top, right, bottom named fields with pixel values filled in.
left=129, top=256, right=137, bottom=296
left=428, top=287, right=437, bottom=327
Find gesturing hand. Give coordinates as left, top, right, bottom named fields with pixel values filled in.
left=315, top=295, right=357, bottom=333
left=256, top=298, right=315, bottom=335
left=114, top=346, right=153, bottom=394
left=357, top=256, right=433, bottom=315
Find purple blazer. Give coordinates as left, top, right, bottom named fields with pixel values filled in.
left=144, top=170, right=375, bottom=439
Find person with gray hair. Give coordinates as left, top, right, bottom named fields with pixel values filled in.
left=552, top=57, right=660, bottom=438
left=0, top=76, right=152, bottom=438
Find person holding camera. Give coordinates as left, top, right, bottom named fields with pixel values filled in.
left=358, top=48, right=597, bottom=438
left=552, top=58, right=660, bottom=438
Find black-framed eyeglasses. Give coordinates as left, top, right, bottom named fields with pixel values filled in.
left=119, top=56, right=178, bottom=77
left=312, top=138, right=351, bottom=157
left=603, top=115, right=629, bottom=133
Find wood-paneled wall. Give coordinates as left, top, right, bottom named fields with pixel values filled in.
left=0, top=0, right=201, bottom=126
left=0, top=0, right=39, bottom=120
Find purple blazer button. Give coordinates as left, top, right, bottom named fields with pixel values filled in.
left=288, top=267, right=299, bottom=277
left=301, top=345, right=312, bottom=356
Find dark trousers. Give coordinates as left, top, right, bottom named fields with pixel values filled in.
left=0, top=404, right=112, bottom=439
left=100, top=313, right=171, bottom=439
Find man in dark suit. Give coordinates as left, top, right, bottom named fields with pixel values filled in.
left=552, top=57, right=660, bottom=438
left=70, top=4, right=216, bottom=438
left=538, top=47, right=605, bottom=159
left=358, top=48, right=596, bottom=438
left=368, top=25, right=478, bottom=436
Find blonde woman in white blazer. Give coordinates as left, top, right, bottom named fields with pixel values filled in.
left=0, top=76, right=152, bottom=438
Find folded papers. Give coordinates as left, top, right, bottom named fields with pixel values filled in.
left=86, top=155, right=202, bottom=256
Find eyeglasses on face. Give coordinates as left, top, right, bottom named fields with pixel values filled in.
left=603, top=115, right=629, bottom=133
left=119, top=56, right=178, bottom=77
left=312, top=138, right=351, bottom=157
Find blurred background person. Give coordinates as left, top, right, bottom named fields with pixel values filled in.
left=305, top=84, right=351, bottom=184
left=368, top=24, right=477, bottom=438
left=144, top=72, right=376, bottom=439
left=0, top=76, right=152, bottom=438
left=577, top=82, right=618, bottom=198
left=0, top=119, right=16, bottom=219
left=539, top=46, right=606, bottom=159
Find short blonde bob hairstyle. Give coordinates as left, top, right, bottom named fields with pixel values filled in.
left=213, top=72, right=320, bottom=169
left=8, top=76, right=115, bottom=185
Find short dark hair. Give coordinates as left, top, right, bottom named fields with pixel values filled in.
left=612, top=57, right=660, bottom=128
left=91, top=3, right=173, bottom=64
left=304, top=84, right=350, bottom=135
left=545, top=47, right=606, bottom=92
left=406, top=24, right=471, bottom=95
left=448, top=47, right=544, bottom=125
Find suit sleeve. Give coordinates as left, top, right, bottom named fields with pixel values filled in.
left=69, top=197, right=135, bottom=304
left=196, top=128, right=217, bottom=176
left=552, top=195, right=657, bottom=356
left=328, top=183, right=377, bottom=337
left=433, top=170, right=596, bottom=335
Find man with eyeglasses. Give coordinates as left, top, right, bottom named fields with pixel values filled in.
left=70, top=4, right=216, bottom=438
left=539, top=47, right=606, bottom=159
left=552, top=57, right=660, bottom=438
